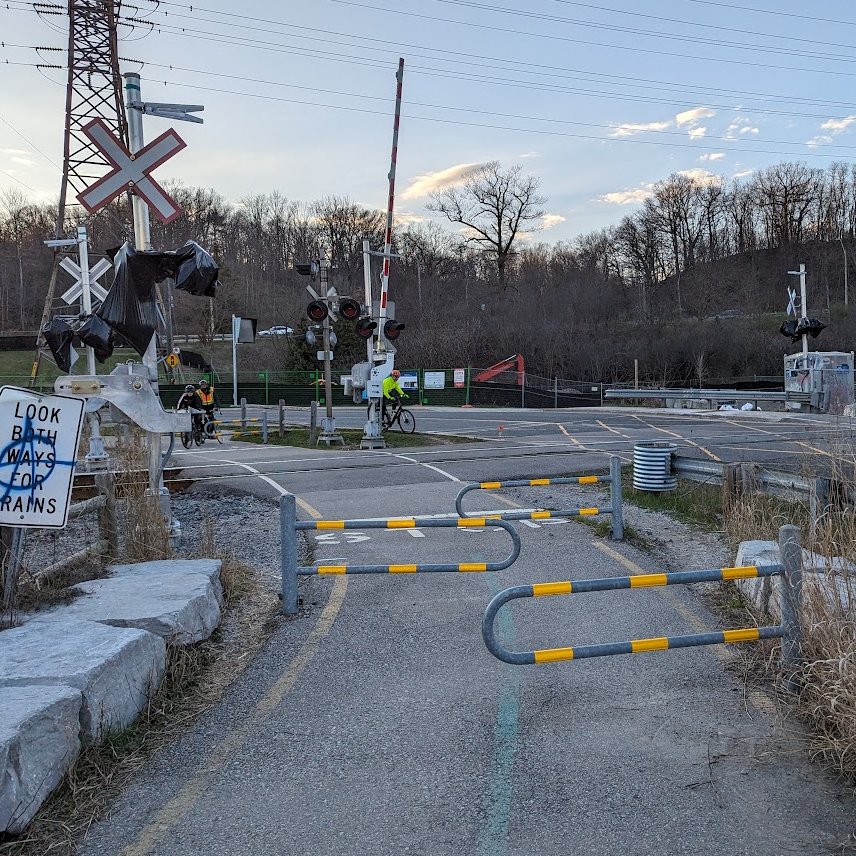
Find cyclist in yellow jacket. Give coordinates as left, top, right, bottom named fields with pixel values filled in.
left=381, top=369, right=406, bottom=423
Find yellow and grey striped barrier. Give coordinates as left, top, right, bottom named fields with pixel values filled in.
left=280, top=504, right=521, bottom=614
left=455, top=456, right=624, bottom=540
left=483, top=563, right=792, bottom=665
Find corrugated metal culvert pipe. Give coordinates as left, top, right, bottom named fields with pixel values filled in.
left=632, top=442, right=677, bottom=491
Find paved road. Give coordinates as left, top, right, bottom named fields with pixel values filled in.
left=76, top=408, right=856, bottom=855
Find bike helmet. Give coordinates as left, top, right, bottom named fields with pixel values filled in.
left=184, top=384, right=195, bottom=393
left=199, top=379, right=210, bottom=388
left=391, top=370, right=400, bottom=377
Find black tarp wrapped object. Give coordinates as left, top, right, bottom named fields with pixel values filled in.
left=780, top=317, right=826, bottom=343
left=77, top=314, right=115, bottom=362
left=97, top=240, right=220, bottom=356
left=42, top=317, right=77, bottom=373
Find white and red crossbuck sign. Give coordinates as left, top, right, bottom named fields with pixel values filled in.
left=76, top=118, right=186, bottom=224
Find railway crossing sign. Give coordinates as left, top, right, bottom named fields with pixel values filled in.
left=59, top=256, right=112, bottom=305
left=786, top=286, right=797, bottom=317
left=76, top=118, right=186, bottom=223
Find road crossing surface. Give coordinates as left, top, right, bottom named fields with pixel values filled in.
left=78, top=407, right=855, bottom=855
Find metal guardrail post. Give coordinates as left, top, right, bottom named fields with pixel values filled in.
left=778, top=524, right=803, bottom=688
left=262, top=410, right=269, bottom=444
left=95, top=472, right=119, bottom=560
left=609, top=456, right=624, bottom=541
left=281, top=493, right=298, bottom=615
left=278, top=398, right=285, bottom=438
left=240, top=398, right=247, bottom=431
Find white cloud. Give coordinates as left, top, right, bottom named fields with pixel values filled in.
left=1, top=148, right=29, bottom=156
left=608, top=120, right=671, bottom=138
left=688, top=127, right=707, bottom=140
left=597, top=186, right=654, bottom=205
left=807, top=135, right=834, bottom=149
left=733, top=169, right=754, bottom=179
left=402, top=162, right=488, bottom=200
left=723, top=116, right=757, bottom=140
left=541, top=213, right=566, bottom=229
left=675, top=107, right=716, bottom=127
left=739, top=126, right=759, bottom=135
left=821, top=115, right=856, bottom=133
left=518, top=151, right=540, bottom=159
left=678, top=168, right=722, bottom=187
left=10, top=156, right=34, bottom=167
left=700, top=152, right=725, bottom=161
left=396, top=211, right=428, bottom=226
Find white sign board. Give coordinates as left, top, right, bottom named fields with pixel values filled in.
left=453, top=368, right=465, bottom=388
left=0, top=387, right=85, bottom=529
left=424, top=371, right=446, bottom=390
left=400, top=372, right=418, bottom=391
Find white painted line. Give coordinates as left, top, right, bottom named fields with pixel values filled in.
left=392, top=453, right=460, bottom=482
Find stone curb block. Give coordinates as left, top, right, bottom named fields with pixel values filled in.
left=0, top=619, right=166, bottom=741
left=0, top=686, right=82, bottom=834
left=110, top=559, right=224, bottom=607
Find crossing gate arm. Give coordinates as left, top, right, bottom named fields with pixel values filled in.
left=455, top=456, right=624, bottom=540
left=482, top=564, right=785, bottom=665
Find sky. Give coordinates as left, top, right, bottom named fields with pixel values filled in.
left=2, top=0, right=856, bottom=244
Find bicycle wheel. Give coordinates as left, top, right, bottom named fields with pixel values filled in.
left=193, top=428, right=205, bottom=447
left=180, top=431, right=192, bottom=449
left=398, top=409, right=416, bottom=434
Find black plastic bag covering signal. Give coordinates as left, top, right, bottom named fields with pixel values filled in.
left=42, top=317, right=76, bottom=373
left=77, top=314, right=114, bottom=362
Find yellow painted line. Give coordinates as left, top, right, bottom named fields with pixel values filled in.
left=630, top=415, right=721, bottom=462
left=631, top=636, right=669, bottom=653
left=578, top=475, right=599, bottom=484
left=795, top=440, right=832, bottom=458
left=529, top=478, right=550, bottom=486
left=458, top=517, right=487, bottom=527
left=534, top=647, right=574, bottom=663
left=557, top=424, right=571, bottom=436
left=459, top=562, right=488, bottom=572
left=317, top=565, right=347, bottom=575
left=721, top=565, right=758, bottom=580
left=316, top=520, right=345, bottom=530
left=630, top=573, right=668, bottom=588
left=723, top=627, right=760, bottom=643
left=481, top=481, right=502, bottom=489
left=578, top=507, right=599, bottom=516
left=296, top=496, right=323, bottom=519
left=596, top=419, right=631, bottom=439
left=532, top=581, right=572, bottom=597
left=388, top=564, right=418, bottom=573
left=723, top=418, right=777, bottom=436
left=531, top=510, right=552, bottom=520
left=387, top=519, right=417, bottom=529
left=120, top=542, right=348, bottom=856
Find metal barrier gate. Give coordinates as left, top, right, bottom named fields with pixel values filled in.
left=280, top=495, right=521, bottom=615
left=483, top=525, right=804, bottom=676
left=455, top=456, right=624, bottom=541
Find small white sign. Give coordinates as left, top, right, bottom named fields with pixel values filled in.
left=400, top=372, right=418, bottom=391
left=424, top=371, right=446, bottom=390
left=453, top=368, right=465, bottom=388
left=0, top=387, right=85, bottom=529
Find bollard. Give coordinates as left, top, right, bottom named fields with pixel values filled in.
left=280, top=494, right=298, bottom=615
left=240, top=398, right=247, bottom=431
left=95, top=472, right=119, bottom=560
left=610, top=456, right=624, bottom=541
left=309, top=400, right=318, bottom=444
left=278, top=398, right=286, bottom=438
left=778, top=524, right=803, bottom=690
left=262, top=410, right=269, bottom=444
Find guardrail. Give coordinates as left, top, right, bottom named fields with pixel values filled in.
left=483, top=525, right=803, bottom=682
left=455, top=456, right=623, bottom=540
left=279, top=497, right=521, bottom=614
left=604, top=387, right=813, bottom=407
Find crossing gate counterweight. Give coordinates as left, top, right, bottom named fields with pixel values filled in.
left=455, top=456, right=624, bottom=541
left=280, top=495, right=521, bottom=615
left=482, top=526, right=804, bottom=674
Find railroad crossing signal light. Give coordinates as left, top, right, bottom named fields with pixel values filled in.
left=383, top=319, right=405, bottom=341
left=307, top=300, right=328, bottom=322
left=337, top=297, right=361, bottom=321
left=294, top=261, right=320, bottom=280
left=356, top=317, right=377, bottom=339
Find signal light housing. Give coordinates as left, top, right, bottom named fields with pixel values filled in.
left=338, top=297, right=361, bottom=321
left=307, top=300, right=328, bottom=322
left=356, top=317, right=377, bottom=340
left=383, top=319, right=405, bottom=341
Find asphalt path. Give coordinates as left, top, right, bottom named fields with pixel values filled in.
left=76, top=407, right=856, bottom=855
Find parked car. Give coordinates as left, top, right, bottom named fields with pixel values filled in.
left=258, top=325, right=293, bottom=337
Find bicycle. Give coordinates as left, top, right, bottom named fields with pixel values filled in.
left=381, top=398, right=416, bottom=434
left=180, top=409, right=221, bottom=448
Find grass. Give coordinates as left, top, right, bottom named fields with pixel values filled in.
left=621, top=471, right=724, bottom=531
left=228, top=427, right=478, bottom=448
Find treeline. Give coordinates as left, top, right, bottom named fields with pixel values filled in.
left=1, top=159, right=855, bottom=384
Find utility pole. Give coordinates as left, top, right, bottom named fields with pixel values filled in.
left=839, top=235, right=849, bottom=307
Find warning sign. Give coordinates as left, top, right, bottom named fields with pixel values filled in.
left=165, top=353, right=179, bottom=368
left=0, top=387, right=85, bottom=529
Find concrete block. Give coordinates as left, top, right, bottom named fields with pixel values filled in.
left=109, top=559, right=224, bottom=607
left=0, top=685, right=82, bottom=834
left=0, top=619, right=165, bottom=741
left=36, top=568, right=222, bottom=646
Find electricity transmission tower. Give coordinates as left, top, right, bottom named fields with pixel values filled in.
left=30, top=0, right=128, bottom=385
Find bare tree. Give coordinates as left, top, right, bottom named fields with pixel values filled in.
left=428, top=161, right=545, bottom=291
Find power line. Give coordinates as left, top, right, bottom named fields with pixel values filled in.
left=0, top=112, right=62, bottom=171
left=679, top=0, right=856, bottom=29
left=0, top=166, right=42, bottom=194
